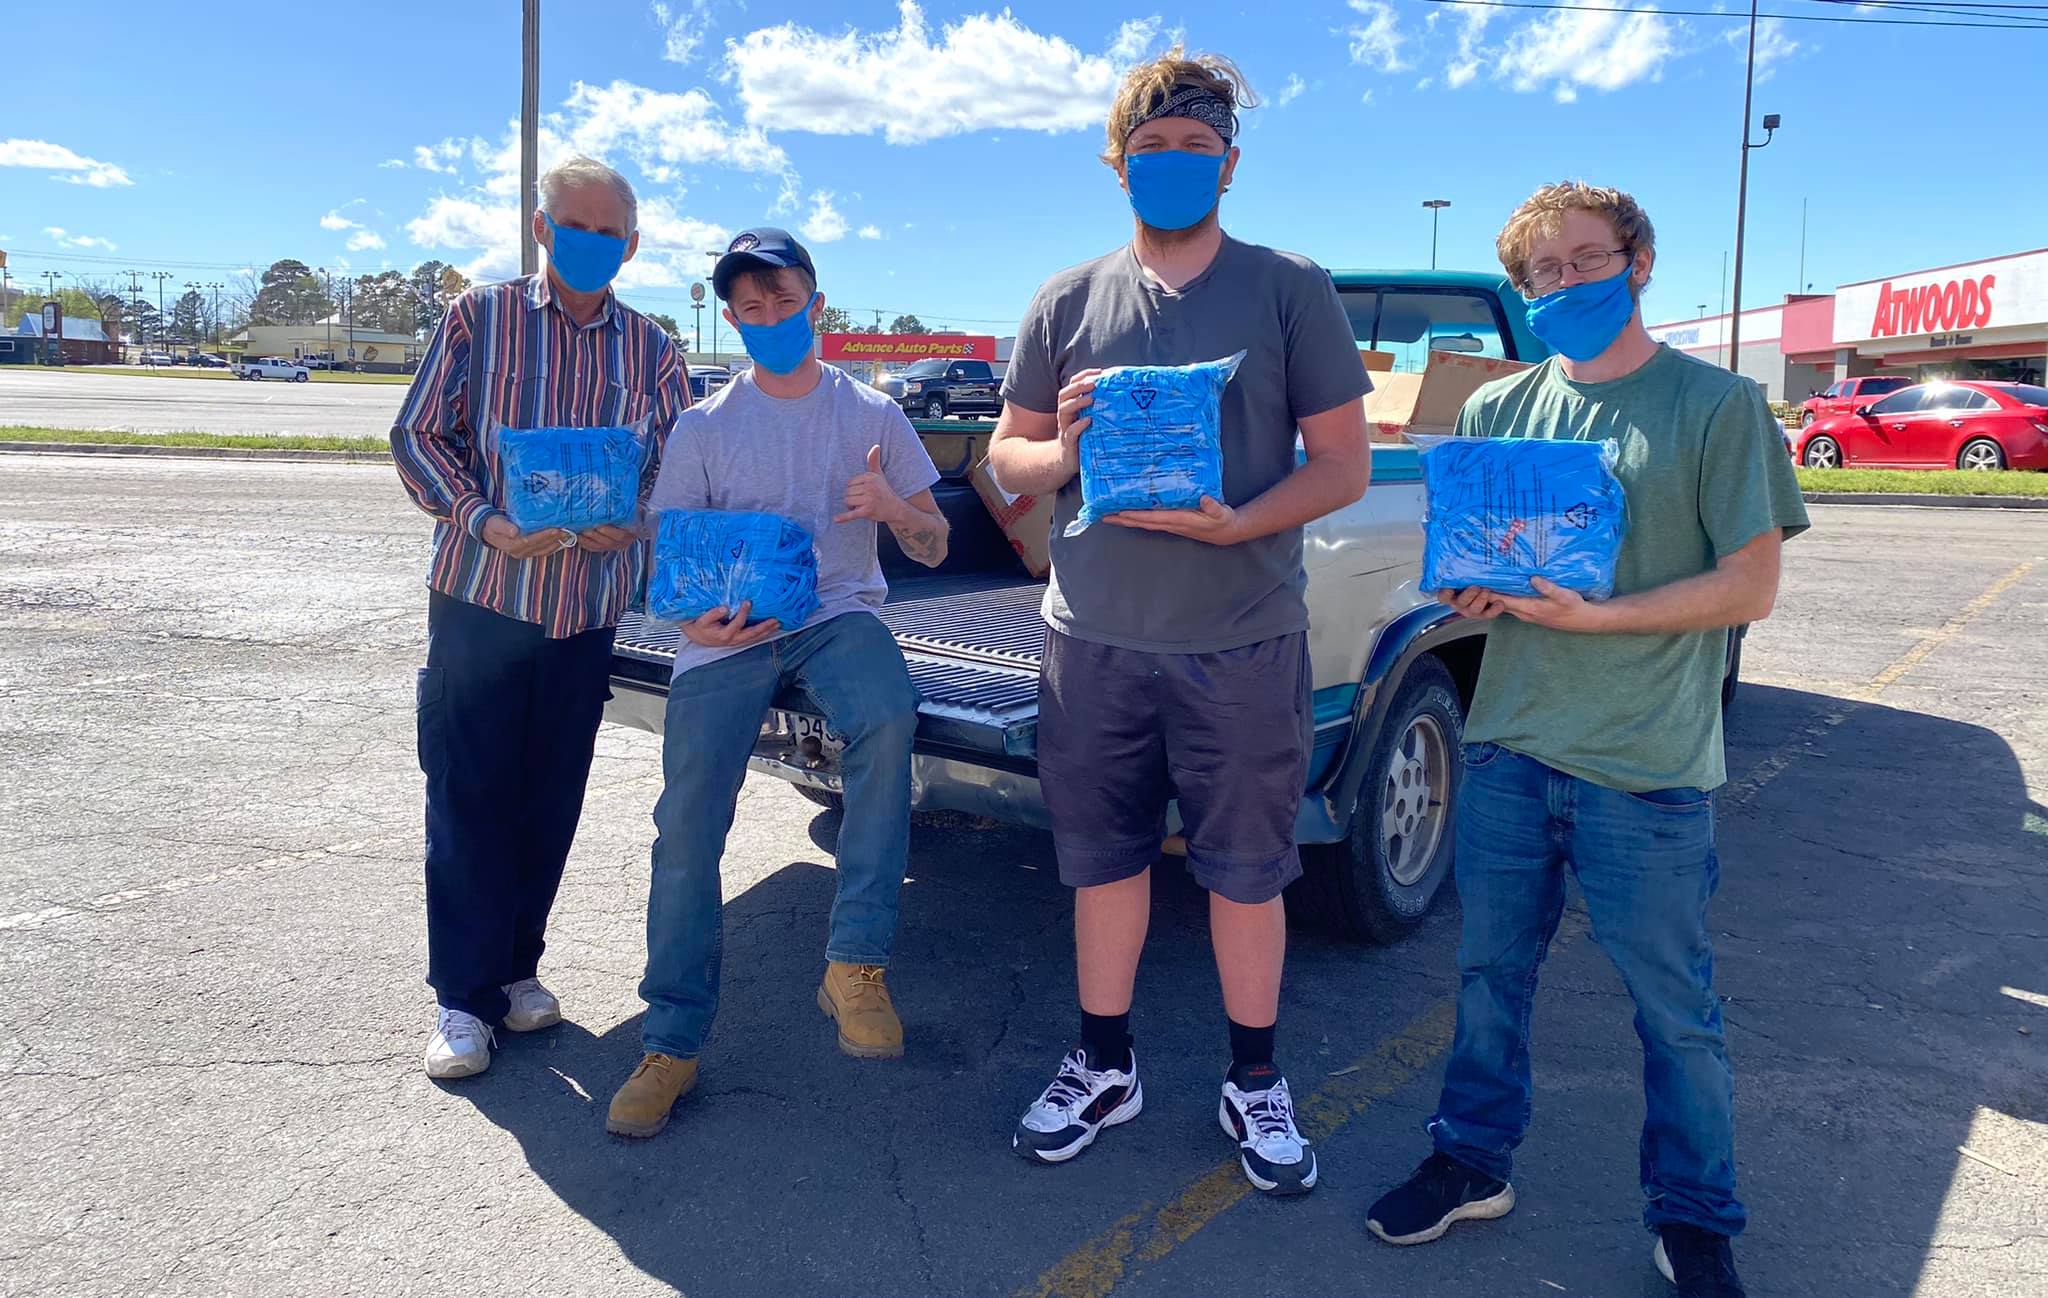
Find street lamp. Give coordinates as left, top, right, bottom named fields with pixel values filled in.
left=1422, top=199, right=1451, bottom=271
left=691, top=281, right=706, bottom=356
left=704, top=251, right=722, bottom=366
left=1725, top=0, right=1781, bottom=373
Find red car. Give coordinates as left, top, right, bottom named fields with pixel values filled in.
left=1797, top=375, right=1914, bottom=427
left=1796, top=381, right=2048, bottom=471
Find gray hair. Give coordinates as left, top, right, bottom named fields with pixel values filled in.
left=537, top=155, right=638, bottom=234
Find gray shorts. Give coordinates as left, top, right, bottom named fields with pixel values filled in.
left=1037, top=628, right=1311, bottom=905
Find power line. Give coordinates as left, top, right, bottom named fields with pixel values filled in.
left=1418, top=0, right=2048, bottom=28
left=1791, top=0, right=2048, bottom=22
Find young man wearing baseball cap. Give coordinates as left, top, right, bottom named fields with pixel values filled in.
left=606, top=228, right=949, bottom=1139
left=990, top=49, right=1372, bottom=1194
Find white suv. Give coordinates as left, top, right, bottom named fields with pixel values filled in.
left=235, top=357, right=310, bottom=382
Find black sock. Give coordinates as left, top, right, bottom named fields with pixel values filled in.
left=1227, top=1019, right=1276, bottom=1088
left=1080, top=1010, right=1132, bottom=1072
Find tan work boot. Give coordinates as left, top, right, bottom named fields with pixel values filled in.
left=605, top=1053, right=698, bottom=1138
left=816, top=962, right=905, bottom=1059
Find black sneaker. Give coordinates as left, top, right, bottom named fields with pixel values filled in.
left=1655, top=1224, right=1747, bottom=1297
left=1013, top=1047, right=1142, bottom=1164
left=1365, top=1151, right=1517, bottom=1245
left=1219, top=1067, right=1317, bottom=1195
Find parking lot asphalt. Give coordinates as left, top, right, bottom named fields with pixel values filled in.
left=0, top=368, right=405, bottom=438
left=1, top=452, right=2044, bottom=1298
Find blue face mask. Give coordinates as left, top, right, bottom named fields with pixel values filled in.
left=1124, top=150, right=1227, bottom=232
left=735, top=292, right=820, bottom=375
left=543, top=215, right=628, bottom=294
left=1524, top=265, right=1638, bottom=362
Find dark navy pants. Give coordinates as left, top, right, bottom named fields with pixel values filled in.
left=416, top=591, right=616, bottom=1025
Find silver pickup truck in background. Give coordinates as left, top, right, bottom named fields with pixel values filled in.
left=601, top=269, right=1745, bottom=944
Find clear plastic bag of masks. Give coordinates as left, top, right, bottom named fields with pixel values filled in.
left=1065, top=351, right=1245, bottom=537
left=1409, top=433, right=1628, bottom=600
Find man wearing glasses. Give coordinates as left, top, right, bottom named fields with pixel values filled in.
left=1364, top=184, right=1806, bottom=1298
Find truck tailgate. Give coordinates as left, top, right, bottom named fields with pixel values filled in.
left=609, top=572, right=1047, bottom=763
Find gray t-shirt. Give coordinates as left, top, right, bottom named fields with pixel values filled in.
left=1002, top=236, right=1372, bottom=653
left=650, top=364, right=939, bottom=676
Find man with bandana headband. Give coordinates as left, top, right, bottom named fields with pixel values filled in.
left=991, top=48, right=1372, bottom=1195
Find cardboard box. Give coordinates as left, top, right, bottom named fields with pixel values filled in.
left=1362, top=350, right=1532, bottom=443
left=969, top=455, right=1055, bottom=579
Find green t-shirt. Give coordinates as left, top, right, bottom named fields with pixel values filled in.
left=1456, top=345, right=1810, bottom=792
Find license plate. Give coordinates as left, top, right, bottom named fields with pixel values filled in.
left=773, top=710, right=839, bottom=748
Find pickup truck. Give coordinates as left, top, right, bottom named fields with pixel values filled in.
left=234, top=356, right=310, bottom=382
left=1797, top=375, right=1912, bottom=427
left=601, top=270, right=1743, bottom=943
left=897, top=357, right=1004, bottom=421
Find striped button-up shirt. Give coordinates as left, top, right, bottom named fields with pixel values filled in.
left=390, top=274, right=690, bottom=638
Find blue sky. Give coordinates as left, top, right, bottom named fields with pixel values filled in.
left=4, top=0, right=2046, bottom=337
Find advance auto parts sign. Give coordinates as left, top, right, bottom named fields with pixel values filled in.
left=820, top=333, right=996, bottom=363
left=1835, top=249, right=2048, bottom=346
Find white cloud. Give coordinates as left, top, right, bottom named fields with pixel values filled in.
left=1496, top=6, right=1676, bottom=101
left=347, top=230, right=387, bottom=252
left=1724, top=17, right=1800, bottom=80
left=379, top=157, right=407, bottom=169
left=651, top=0, right=711, bottom=64
left=42, top=226, right=118, bottom=251
left=320, top=211, right=356, bottom=231
left=857, top=224, right=884, bottom=240
left=413, top=139, right=466, bottom=174
left=555, top=80, right=788, bottom=176
left=1347, top=1, right=1410, bottom=74
left=800, top=191, right=850, bottom=244
left=0, top=138, right=131, bottom=187
left=724, top=1, right=1159, bottom=145
left=406, top=195, right=525, bottom=282
left=1276, top=74, right=1307, bottom=107
left=1446, top=9, right=1496, bottom=89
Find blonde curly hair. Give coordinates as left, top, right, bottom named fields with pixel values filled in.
left=1496, top=182, right=1657, bottom=290
left=1101, top=46, right=1258, bottom=167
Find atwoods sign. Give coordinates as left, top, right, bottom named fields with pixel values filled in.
left=821, top=333, right=996, bottom=363
left=1866, top=274, right=1996, bottom=339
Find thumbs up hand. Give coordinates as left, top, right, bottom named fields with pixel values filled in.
left=835, top=444, right=908, bottom=526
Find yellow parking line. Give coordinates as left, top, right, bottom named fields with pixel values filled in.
left=1867, top=559, right=2035, bottom=692
left=1013, top=912, right=1590, bottom=1298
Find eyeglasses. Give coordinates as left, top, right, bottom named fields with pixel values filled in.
left=1521, top=249, right=1632, bottom=296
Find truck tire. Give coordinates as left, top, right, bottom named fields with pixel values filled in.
left=294, top=372, right=309, bottom=383
left=1289, top=656, right=1463, bottom=944
left=796, top=785, right=844, bottom=813
left=924, top=396, right=946, bottom=420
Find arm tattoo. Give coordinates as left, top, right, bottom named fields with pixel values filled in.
left=889, top=514, right=950, bottom=568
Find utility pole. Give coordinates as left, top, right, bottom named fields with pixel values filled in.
left=150, top=271, right=173, bottom=351
left=1719, top=252, right=1729, bottom=368
left=1422, top=199, right=1451, bottom=271
left=1797, top=196, right=1808, bottom=296
left=1725, top=0, right=1779, bottom=375
left=520, top=0, right=540, bottom=278
left=124, top=270, right=144, bottom=357
left=318, top=267, right=334, bottom=361
left=704, top=250, right=721, bottom=366
left=204, top=281, right=224, bottom=344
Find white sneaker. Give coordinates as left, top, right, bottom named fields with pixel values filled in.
left=424, top=1008, right=495, bottom=1079
left=1013, top=1047, right=1143, bottom=1164
left=1220, top=1067, right=1318, bottom=1195
left=501, top=978, right=562, bottom=1032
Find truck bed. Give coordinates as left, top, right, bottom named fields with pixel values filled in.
left=609, top=570, right=1049, bottom=765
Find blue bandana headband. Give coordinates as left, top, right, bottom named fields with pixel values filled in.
left=1131, top=84, right=1238, bottom=146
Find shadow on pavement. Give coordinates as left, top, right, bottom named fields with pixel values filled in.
left=449, top=685, right=2044, bottom=1298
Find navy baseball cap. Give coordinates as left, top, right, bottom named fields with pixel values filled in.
left=712, top=227, right=817, bottom=301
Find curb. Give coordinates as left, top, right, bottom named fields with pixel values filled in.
left=1802, top=491, right=2048, bottom=510
left=0, top=440, right=389, bottom=464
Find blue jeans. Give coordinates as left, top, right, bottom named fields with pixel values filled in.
left=1430, top=742, right=1746, bottom=1237
left=638, top=611, right=919, bottom=1060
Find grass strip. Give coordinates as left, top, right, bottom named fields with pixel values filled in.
left=10, top=364, right=410, bottom=384
left=0, top=426, right=389, bottom=454
left=1798, top=467, right=2048, bottom=497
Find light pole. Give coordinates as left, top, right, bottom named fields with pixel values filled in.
left=317, top=267, right=334, bottom=361
left=704, top=251, right=722, bottom=366
left=1725, top=0, right=1779, bottom=375
left=520, top=0, right=540, bottom=278
left=1698, top=304, right=1708, bottom=319
left=203, top=281, right=224, bottom=345
left=691, top=281, right=705, bottom=356
left=1422, top=199, right=1451, bottom=270
left=150, top=271, right=173, bottom=351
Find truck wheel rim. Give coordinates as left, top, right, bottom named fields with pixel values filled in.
left=1962, top=443, right=2000, bottom=471
left=1380, top=714, right=1449, bottom=888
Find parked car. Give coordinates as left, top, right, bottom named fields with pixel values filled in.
left=1797, top=375, right=1912, bottom=427
left=1796, top=380, right=2048, bottom=471
left=301, top=356, right=334, bottom=370
left=897, top=357, right=1003, bottom=421
left=193, top=353, right=229, bottom=369
left=138, top=352, right=177, bottom=367
left=688, top=366, right=734, bottom=401
left=234, top=356, right=311, bottom=382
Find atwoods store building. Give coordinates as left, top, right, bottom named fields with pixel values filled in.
left=1648, top=247, right=2048, bottom=401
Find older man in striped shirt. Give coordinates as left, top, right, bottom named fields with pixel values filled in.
left=392, top=156, right=689, bottom=1079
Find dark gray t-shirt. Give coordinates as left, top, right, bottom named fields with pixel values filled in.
left=1002, top=237, right=1371, bottom=653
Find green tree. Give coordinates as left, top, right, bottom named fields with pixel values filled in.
left=410, top=260, right=465, bottom=336
left=645, top=311, right=683, bottom=344
left=351, top=270, right=415, bottom=334
left=817, top=305, right=855, bottom=335
left=888, top=314, right=925, bottom=335
left=249, top=260, right=334, bottom=325
left=170, top=290, right=206, bottom=343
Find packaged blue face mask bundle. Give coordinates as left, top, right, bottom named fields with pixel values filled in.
left=496, top=422, right=649, bottom=533
left=1411, top=435, right=1628, bottom=600
left=1064, top=350, right=1245, bottom=537
left=648, top=510, right=821, bottom=630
